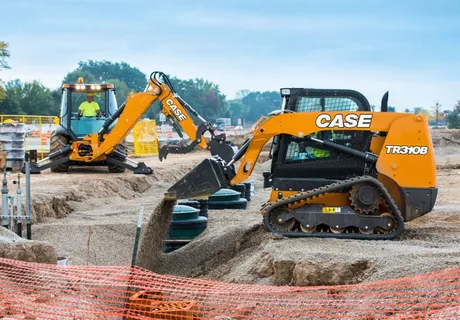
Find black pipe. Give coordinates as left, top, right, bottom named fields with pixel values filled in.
left=170, top=118, right=184, bottom=138
left=26, top=223, right=31, bottom=240
left=98, top=102, right=126, bottom=140
left=17, top=222, right=22, bottom=237
left=175, top=95, right=201, bottom=119
left=48, top=145, right=71, bottom=160
left=311, top=137, right=378, bottom=163
left=229, top=138, right=251, bottom=164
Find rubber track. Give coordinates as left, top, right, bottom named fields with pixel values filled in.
left=262, top=175, right=405, bottom=240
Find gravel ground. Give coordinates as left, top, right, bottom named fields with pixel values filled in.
left=1, top=132, right=459, bottom=287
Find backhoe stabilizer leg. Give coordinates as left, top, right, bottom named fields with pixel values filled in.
left=22, top=157, right=71, bottom=174
left=21, top=145, right=72, bottom=174
left=105, top=156, right=153, bottom=174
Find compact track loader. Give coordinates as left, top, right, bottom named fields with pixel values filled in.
left=167, top=88, right=438, bottom=240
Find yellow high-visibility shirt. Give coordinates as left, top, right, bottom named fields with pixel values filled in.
left=78, top=101, right=100, bottom=117
left=312, top=131, right=336, bottom=158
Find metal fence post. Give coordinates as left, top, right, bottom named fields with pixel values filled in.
left=1, top=171, right=8, bottom=228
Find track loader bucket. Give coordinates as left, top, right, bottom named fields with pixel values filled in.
left=167, top=157, right=233, bottom=200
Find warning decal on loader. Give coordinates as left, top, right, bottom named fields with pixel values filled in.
left=385, top=145, right=428, bottom=155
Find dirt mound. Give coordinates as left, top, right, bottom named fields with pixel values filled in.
left=0, top=227, right=57, bottom=264
left=27, top=162, right=200, bottom=223
left=31, top=175, right=156, bottom=222
left=431, top=129, right=460, bottom=148
left=151, top=205, right=460, bottom=286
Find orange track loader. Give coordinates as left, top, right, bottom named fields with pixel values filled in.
left=166, top=88, right=438, bottom=240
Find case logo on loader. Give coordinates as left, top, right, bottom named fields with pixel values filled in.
left=385, top=145, right=428, bottom=155
left=166, top=99, right=187, bottom=121
left=316, top=114, right=373, bottom=128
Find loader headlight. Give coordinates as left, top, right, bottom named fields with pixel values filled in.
left=96, top=85, right=101, bottom=90
left=91, top=85, right=96, bottom=90
left=281, top=88, right=290, bottom=95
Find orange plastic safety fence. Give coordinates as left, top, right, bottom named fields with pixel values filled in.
left=0, top=257, right=459, bottom=319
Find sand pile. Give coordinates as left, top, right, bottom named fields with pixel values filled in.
left=0, top=227, right=57, bottom=264
left=136, top=198, right=176, bottom=271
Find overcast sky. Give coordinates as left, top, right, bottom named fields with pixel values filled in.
left=1, top=0, right=459, bottom=111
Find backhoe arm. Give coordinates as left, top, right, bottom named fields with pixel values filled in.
left=153, top=72, right=236, bottom=163
left=92, top=72, right=234, bottom=163
left=167, top=111, right=436, bottom=199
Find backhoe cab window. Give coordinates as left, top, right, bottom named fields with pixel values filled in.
left=71, top=91, right=106, bottom=118
left=285, top=96, right=363, bottom=162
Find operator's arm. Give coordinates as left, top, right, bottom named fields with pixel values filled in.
left=95, top=102, right=101, bottom=118
left=77, top=102, right=84, bottom=118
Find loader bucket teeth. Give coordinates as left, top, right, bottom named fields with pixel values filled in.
left=167, top=157, right=232, bottom=199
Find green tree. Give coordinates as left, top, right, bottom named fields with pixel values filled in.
left=447, top=100, right=460, bottom=129
left=74, top=60, right=147, bottom=91
left=0, top=79, right=58, bottom=116
left=412, top=107, right=431, bottom=115
left=0, top=41, right=10, bottom=70
left=235, top=89, right=250, bottom=100
left=62, top=70, right=96, bottom=84
left=404, top=108, right=411, bottom=113
left=157, top=76, right=229, bottom=122
left=0, top=41, right=11, bottom=102
left=105, top=78, right=132, bottom=105
left=387, top=106, right=396, bottom=112
left=241, top=91, right=281, bottom=122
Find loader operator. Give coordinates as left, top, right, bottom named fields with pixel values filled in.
left=311, top=130, right=336, bottom=158
left=77, top=93, right=101, bottom=119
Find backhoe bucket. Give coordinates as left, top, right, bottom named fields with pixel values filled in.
left=167, top=157, right=232, bottom=200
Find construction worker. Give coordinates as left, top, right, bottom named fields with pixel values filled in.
left=311, top=130, right=336, bottom=158
left=77, top=93, right=101, bottom=119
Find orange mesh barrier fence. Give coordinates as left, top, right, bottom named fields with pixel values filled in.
left=0, top=257, right=459, bottom=319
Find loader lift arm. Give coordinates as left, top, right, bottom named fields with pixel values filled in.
left=166, top=111, right=437, bottom=240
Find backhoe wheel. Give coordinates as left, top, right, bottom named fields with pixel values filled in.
left=108, top=142, right=127, bottom=173
left=50, top=132, right=70, bottom=173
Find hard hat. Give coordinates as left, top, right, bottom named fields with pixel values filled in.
left=87, top=92, right=94, bottom=97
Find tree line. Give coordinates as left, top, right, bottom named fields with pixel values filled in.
left=1, top=40, right=460, bottom=128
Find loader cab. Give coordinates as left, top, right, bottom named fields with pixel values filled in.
left=268, top=88, right=374, bottom=189
left=59, top=78, right=120, bottom=139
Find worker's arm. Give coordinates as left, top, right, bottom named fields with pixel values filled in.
left=77, top=103, right=84, bottom=118
left=95, top=102, right=101, bottom=118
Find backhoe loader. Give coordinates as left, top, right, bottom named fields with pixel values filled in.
left=24, top=71, right=236, bottom=174
left=166, top=88, right=438, bottom=240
